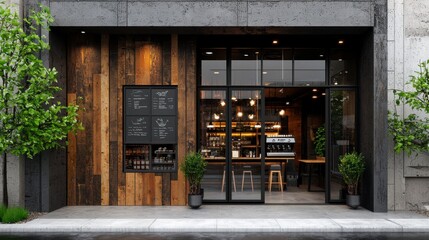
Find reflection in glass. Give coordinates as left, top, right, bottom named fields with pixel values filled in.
left=329, top=90, right=356, bottom=201
left=262, top=49, right=293, bottom=87
left=232, top=49, right=261, bottom=86
left=231, top=90, right=262, bottom=201
left=329, top=49, right=357, bottom=86
left=294, top=49, right=326, bottom=86
left=199, top=90, right=227, bottom=200
left=201, top=49, right=226, bottom=86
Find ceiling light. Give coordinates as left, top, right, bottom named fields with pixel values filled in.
left=320, top=54, right=324, bottom=57
left=338, top=40, right=344, bottom=44
left=272, top=40, right=278, bottom=44
left=249, top=99, right=255, bottom=106
left=248, top=114, right=254, bottom=120
left=263, top=71, right=267, bottom=75
left=334, top=82, right=338, bottom=85
left=214, top=113, right=220, bottom=120
left=244, top=54, right=249, bottom=57
left=237, top=111, right=243, bottom=117
left=312, top=96, right=318, bottom=99
left=285, top=102, right=290, bottom=105
left=279, top=109, right=285, bottom=116
left=312, top=89, right=317, bottom=92
left=81, top=30, right=86, bottom=34
left=306, top=83, right=310, bottom=86
left=339, top=58, right=343, bottom=62
left=206, top=51, right=213, bottom=55
left=322, top=93, right=326, bottom=96
left=220, top=100, right=226, bottom=106
left=231, top=96, right=237, bottom=101
left=213, top=71, right=220, bottom=75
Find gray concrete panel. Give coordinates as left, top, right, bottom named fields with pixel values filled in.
left=50, top=1, right=119, bottom=26
left=247, top=1, right=373, bottom=27
left=404, top=0, right=429, bottom=37
left=405, top=178, right=429, bottom=210
left=127, top=1, right=239, bottom=27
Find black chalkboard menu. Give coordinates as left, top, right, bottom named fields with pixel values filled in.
left=124, top=86, right=178, bottom=144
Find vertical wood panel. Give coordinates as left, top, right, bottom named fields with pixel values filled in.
left=162, top=173, right=171, bottom=205
left=125, top=36, right=136, bottom=205
left=171, top=37, right=187, bottom=205
left=109, top=36, right=119, bottom=205
left=92, top=74, right=101, bottom=175
left=135, top=41, right=151, bottom=85
left=100, top=34, right=110, bottom=205
left=171, top=34, right=178, bottom=86
left=67, top=93, right=77, bottom=206
left=162, top=37, right=171, bottom=85
left=154, top=175, right=162, bottom=206
left=117, top=37, right=126, bottom=205
left=185, top=40, right=197, bottom=153
left=151, top=43, right=162, bottom=85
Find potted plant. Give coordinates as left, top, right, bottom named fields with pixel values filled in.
left=180, top=151, right=207, bottom=209
left=338, top=151, right=365, bottom=209
left=314, top=126, right=326, bottom=160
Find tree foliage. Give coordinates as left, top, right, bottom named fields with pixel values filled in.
left=388, top=60, right=429, bottom=155
left=0, top=2, right=81, bottom=159
left=314, top=126, right=325, bottom=157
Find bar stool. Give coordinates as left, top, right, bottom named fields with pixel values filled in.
left=241, top=165, right=254, bottom=192
left=221, top=165, right=236, bottom=192
left=269, top=164, right=283, bottom=192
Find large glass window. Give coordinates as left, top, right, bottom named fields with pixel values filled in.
left=329, top=49, right=357, bottom=86
left=201, top=49, right=226, bottom=86
left=232, top=49, right=261, bottom=86
left=262, top=49, right=293, bottom=87
left=294, top=49, right=326, bottom=86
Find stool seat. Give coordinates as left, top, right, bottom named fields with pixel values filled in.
left=270, top=164, right=282, bottom=170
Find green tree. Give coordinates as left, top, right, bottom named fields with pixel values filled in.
left=388, top=60, right=429, bottom=155
left=0, top=2, right=81, bottom=206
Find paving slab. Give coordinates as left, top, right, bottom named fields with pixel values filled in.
left=332, top=219, right=403, bottom=232
left=216, top=219, right=281, bottom=232
left=388, top=219, right=429, bottom=232
left=277, top=219, right=342, bottom=232
left=150, top=219, right=216, bottom=232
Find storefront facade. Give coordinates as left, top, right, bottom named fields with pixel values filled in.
left=23, top=0, right=388, bottom=212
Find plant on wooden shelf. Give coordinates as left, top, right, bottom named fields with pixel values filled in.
left=314, top=126, right=326, bottom=160
left=338, top=151, right=365, bottom=209
left=180, top=151, right=207, bottom=209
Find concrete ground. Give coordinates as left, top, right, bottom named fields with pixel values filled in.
left=0, top=205, right=428, bottom=233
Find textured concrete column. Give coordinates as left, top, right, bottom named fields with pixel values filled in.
left=0, top=155, right=25, bottom=207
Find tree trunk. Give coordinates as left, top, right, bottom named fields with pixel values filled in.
left=2, top=152, right=8, bottom=207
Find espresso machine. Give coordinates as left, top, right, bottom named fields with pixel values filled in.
left=266, top=135, right=296, bottom=157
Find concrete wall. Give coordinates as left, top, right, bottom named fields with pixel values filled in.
left=387, top=0, right=429, bottom=211
left=0, top=155, right=25, bottom=207
left=48, top=0, right=375, bottom=27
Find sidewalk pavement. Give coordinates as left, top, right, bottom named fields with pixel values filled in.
left=0, top=205, right=428, bottom=233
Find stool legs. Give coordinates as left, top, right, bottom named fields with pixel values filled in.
left=241, top=170, right=254, bottom=192
left=269, top=170, right=283, bottom=192
left=221, top=170, right=236, bottom=192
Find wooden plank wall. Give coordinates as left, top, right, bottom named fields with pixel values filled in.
left=67, top=34, right=196, bottom=206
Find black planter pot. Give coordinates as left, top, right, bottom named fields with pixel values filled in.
left=188, top=194, right=203, bottom=209
left=346, top=195, right=360, bottom=209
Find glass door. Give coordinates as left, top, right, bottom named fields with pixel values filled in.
left=327, top=89, right=357, bottom=202
left=200, top=90, right=228, bottom=201
left=230, top=89, right=264, bottom=201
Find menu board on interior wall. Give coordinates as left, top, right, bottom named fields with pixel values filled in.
left=123, top=86, right=178, bottom=144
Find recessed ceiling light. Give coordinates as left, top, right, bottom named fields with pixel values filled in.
left=334, top=82, right=338, bottom=85
left=214, top=113, right=220, bottom=120
left=306, top=83, right=310, bottom=86
left=248, top=114, right=254, bottom=120
left=220, top=100, right=226, bottom=106
left=244, top=54, right=249, bottom=57
left=206, top=51, right=213, bottom=55
left=312, top=96, right=318, bottom=99
left=249, top=99, right=255, bottom=106
left=338, top=59, right=343, bottom=62
left=285, top=102, right=290, bottom=105
left=312, top=89, right=317, bottom=92
left=322, top=93, right=326, bottom=96
left=338, top=40, right=344, bottom=44
left=320, top=54, right=324, bottom=57
left=213, top=71, right=220, bottom=75
left=231, top=96, right=237, bottom=101
left=272, top=40, right=278, bottom=44
left=262, top=71, right=267, bottom=75
left=81, top=30, right=86, bottom=34
left=279, top=109, right=285, bottom=116
left=237, top=111, right=243, bottom=117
